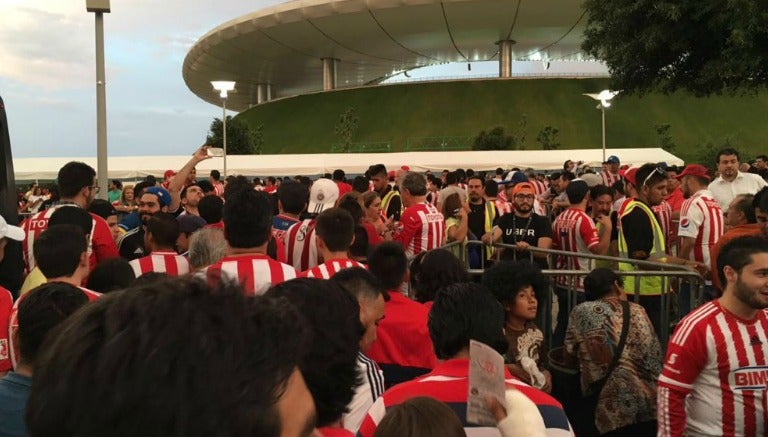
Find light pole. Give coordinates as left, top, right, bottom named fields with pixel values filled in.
left=86, top=0, right=110, bottom=199
left=583, top=90, right=619, bottom=162
left=211, top=81, right=236, bottom=178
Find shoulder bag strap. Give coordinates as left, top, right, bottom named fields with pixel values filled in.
left=587, top=299, right=631, bottom=394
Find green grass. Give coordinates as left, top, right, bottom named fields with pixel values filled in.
left=237, top=78, right=768, bottom=164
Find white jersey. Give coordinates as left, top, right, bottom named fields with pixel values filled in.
left=658, top=301, right=768, bottom=437
left=677, top=189, right=725, bottom=267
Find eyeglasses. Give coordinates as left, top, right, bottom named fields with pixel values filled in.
left=642, top=167, right=666, bottom=187
left=89, top=186, right=101, bottom=194
left=514, top=194, right=535, bottom=200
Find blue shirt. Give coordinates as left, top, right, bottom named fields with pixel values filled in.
left=0, top=372, right=32, bottom=437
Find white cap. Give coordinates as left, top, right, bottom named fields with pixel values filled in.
left=308, top=178, right=339, bottom=214
left=0, top=215, right=24, bottom=241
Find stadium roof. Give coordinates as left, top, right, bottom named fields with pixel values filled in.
left=183, top=0, right=589, bottom=111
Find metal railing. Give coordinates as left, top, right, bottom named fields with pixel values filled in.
left=420, top=240, right=705, bottom=349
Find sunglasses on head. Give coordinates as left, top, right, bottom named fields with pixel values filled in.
left=642, top=167, right=666, bottom=187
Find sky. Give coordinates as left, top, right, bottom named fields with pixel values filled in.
left=2, top=1, right=607, bottom=159
left=2, top=0, right=286, bottom=158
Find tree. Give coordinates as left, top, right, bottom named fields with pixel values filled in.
left=582, top=0, right=768, bottom=96
left=206, top=116, right=261, bottom=155
left=334, top=107, right=359, bottom=153
left=472, top=126, right=513, bottom=151
left=655, top=124, right=676, bottom=152
left=536, top=126, right=561, bottom=150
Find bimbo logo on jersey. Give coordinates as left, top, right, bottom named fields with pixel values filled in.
left=731, top=366, right=768, bottom=390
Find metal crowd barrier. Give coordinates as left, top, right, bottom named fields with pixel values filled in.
left=419, top=239, right=705, bottom=349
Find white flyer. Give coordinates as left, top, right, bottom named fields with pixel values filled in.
left=466, top=339, right=506, bottom=426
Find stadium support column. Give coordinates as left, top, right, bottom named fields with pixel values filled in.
left=87, top=0, right=111, bottom=200
left=257, top=84, right=273, bottom=104
left=322, top=58, right=339, bottom=90
left=498, top=40, right=515, bottom=78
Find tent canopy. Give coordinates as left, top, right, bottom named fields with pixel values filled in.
left=13, top=148, right=684, bottom=181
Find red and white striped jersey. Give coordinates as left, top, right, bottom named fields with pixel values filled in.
left=8, top=285, right=100, bottom=370
left=212, top=181, right=224, bottom=197
left=658, top=301, right=768, bottom=437
left=552, top=208, right=600, bottom=290
left=427, top=190, right=439, bottom=207
left=677, top=189, right=725, bottom=267
left=393, top=202, right=445, bottom=257
left=20, top=204, right=119, bottom=273
left=129, top=251, right=190, bottom=277
left=494, top=199, right=513, bottom=216
left=530, top=179, right=548, bottom=197
left=284, top=219, right=320, bottom=272
left=601, top=171, right=621, bottom=188
left=301, top=258, right=367, bottom=279
left=652, top=200, right=674, bottom=253
left=204, top=254, right=297, bottom=296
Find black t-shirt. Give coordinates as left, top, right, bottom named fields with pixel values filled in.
left=468, top=201, right=498, bottom=240
left=621, top=206, right=654, bottom=259
left=497, top=213, right=552, bottom=247
left=497, top=213, right=552, bottom=269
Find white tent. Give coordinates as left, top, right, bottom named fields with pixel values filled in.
left=12, top=148, right=684, bottom=181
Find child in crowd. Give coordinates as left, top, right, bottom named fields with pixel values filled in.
left=483, top=260, right=551, bottom=392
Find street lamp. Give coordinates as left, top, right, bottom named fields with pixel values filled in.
left=86, top=0, right=110, bottom=199
left=583, top=90, right=619, bottom=162
left=211, top=81, right=236, bottom=178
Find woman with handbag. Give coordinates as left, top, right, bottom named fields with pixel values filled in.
left=562, top=268, right=662, bottom=437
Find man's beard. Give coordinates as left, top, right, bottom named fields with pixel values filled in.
left=734, top=276, right=768, bottom=310
left=515, top=204, right=532, bottom=214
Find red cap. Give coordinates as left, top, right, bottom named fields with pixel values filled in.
left=619, top=167, right=638, bottom=186
left=675, top=164, right=711, bottom=181
left=164, top=170, right=176, bottom=179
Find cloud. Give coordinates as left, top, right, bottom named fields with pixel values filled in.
left=0, top=6, right=92, bottom=89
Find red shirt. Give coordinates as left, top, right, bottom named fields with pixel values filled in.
left=0, top=287, right=13, bottom=373
left=336, top=181, right=353, bottom=197
left=21, top=204, right=119, bottom=273
left=658, top=302, right=768, bottom=437
left=666, top=187, right=685, bottom=213
left=393, top=202, right=444, bottom=257
left=129, top=251, right=190, bottom=277
left=301, top=259, right=367, bottom=279
left=319, top=427, right=354, bottom=437
left=8, top=285, right=100, bottom=370
left=362, top=222, right=383, bottom=247
left=204, top=254, right=297, bottom=296
left=366, top=291, right=437, bottom=371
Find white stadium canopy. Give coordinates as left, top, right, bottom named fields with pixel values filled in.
left=13, top=148, right=684, bottom=181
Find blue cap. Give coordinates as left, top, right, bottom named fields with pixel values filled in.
left=607, top=155, right=620, bottom=164
left=144, top=186, right=171, bottom=207
left=504, top=171, right=529, bottom=184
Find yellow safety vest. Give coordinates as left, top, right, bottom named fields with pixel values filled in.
left=483, top=201, right=496, bottom=259
left=381, top=189, right=402, bottom=219
left=618, top=199, right=665, bottom=295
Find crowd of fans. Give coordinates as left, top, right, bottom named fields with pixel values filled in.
left=1, top=145, right=767, bottom=436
